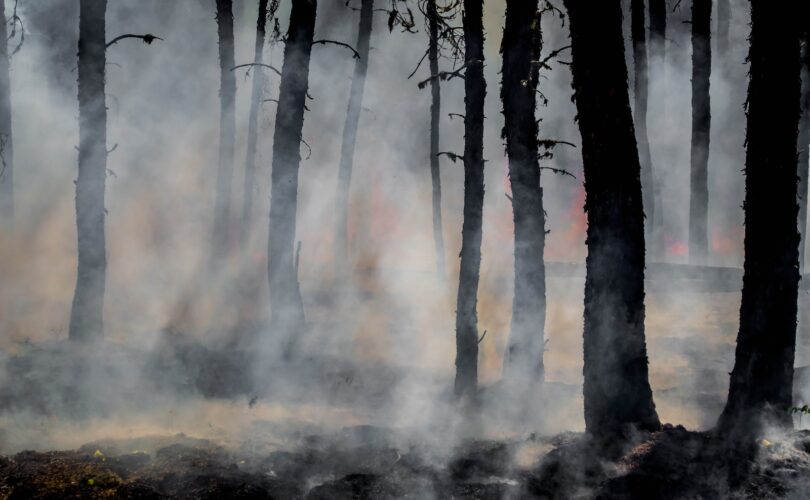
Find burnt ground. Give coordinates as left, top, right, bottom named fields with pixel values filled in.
left=2, top=427, right=810, bottom=499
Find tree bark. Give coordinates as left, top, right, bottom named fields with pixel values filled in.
left=501, top=1, right=545, bottom=387
left=717, top=0, right=801, bottom=441
left=427, top=0, right=446, bottom=279
left=454, top=0, right=486, bottom=398
left=268, top=0, right=316, bottom=351
left=0, top=0, right=13, bottom=231
left=563, top=0, right=660, bottom=440
left=689, top=0, right=711, bottom=263
left=241, top=0, right=269, bottom=248
left=70, top=0, right=108, bottom=342
left=334, top=0, right=374, bottom=277
left=631, top=0, right=653, bottom=242
left=212, top=0, right=236, bottom=259
left=798, top=27, right=810, bottom=271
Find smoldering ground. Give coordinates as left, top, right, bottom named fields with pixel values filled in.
left=1, top=0, right=810, bottom=498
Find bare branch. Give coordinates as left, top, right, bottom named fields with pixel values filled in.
left=417, top=63, right=466, bottom=90
left=231, top=62, right=282, bottom=77
left=448, top=113, right=464, bottom=120
left=312, top=39, right=360, bottom=59
left=437, top=151, right=463, bottom=163
left=106, top=33, right=163, bottom=49
left=539, top=166, right=577, bottom=180
left=407, top=47, right=430, bottom=79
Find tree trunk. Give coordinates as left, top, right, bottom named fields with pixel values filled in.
left=501, top=1, right=545, bottom=387
left=427, top=0, right=445, bottom=279
left=268, top=0, right=316, bottom=351
left=454, top=0, right=486, bottom=398
left=0, top=0, right=13, bottom=231
left=241, top=0, right=269, bottom=248
left=334, top=0, right=374, bottom=278
left=212, top=0, right=236, bottom=259
left=717, top=0, right=802, bottom=441
left=648, top=0, right=665, bottom=257
left=69, top=0, right=108, bottom=342
left=563, top=0, right=660, bottom=440
left=689, top=0, right=711, bottom=263
left=631, top=0, right=653, bottom=241
left=716, top=0, right=730, bottom=68
left=798, top=28, right=810, bottom=271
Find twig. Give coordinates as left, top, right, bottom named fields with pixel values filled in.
left=301, top=139, right=312, bottom=160
left=294, top=241, right=302, bottom=275
left=407, top=47, right=430, bottom=79
left=106, top=33, right=163, bottom=49
left=539, top=166, right=576, bottom=180
left=477, top=330, right=487, bottom=344
left=312, top=39, right=360, bottom=59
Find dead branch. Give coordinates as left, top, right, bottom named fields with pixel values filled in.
left=407, top=47, right=430, bottom=79
left=301, top=139, right=312, bottom=160
left=477, top=330, right=487, bottom=344
left=532, top=44, right=572, bottom=71
left=106, top=34, right=163, bottom=49
left=312, top=39, right=360, bottom=59
left=417, top=63, right=467, bottom=90
left=231, top=62, right=282, bottom=77
left=437, top=151, right=463, bottom=163
left=8, top=0, right=24, bottom=56
left=539, top=166, right=577, bottom=180
left=448, top=113, right=464, bottom=120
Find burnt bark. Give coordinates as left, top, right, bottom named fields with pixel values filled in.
left=563, top=0, right=660, bottom=439
left=334, top=0, right=374, bottom=277
left=631, top=0, right=653, bottom=241
left=717, top=0, right=802, bottom=440
left=70, top=0, right=108, bottom=342
left=267, top=0, right=316, bottom=351
left=689, top=0, right=711, bottom=262
left=0, top=0, right=13, bottom=230
left=212, top=0, right=236, bottom=259
left=454, top=0, right=486, bottom=398
left=501, top=1, right=545, bottom=386
left=427, top=0, right=446, bottom=279
left=799, top=28, right=810, bottom=270
left=241, top=0, right=269, bottom=247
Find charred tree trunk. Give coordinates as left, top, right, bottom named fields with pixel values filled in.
left=563, top=0, right=660, bottom=440
left=716, top=0, right=730, bottom=70
left=454, top=0, right=486, bottom=398
left=798, top=28, right=810, bottom=270
left=631, top=0, right=653, bottom=241
left=267, top=0, right=316, bottom=351
left=69, top=0, right=108, bottom=342
left=717, top=0, right=801, bottom=441
left=0, top=0, right=13, bottom=231
left=334, top=0, right=374, bottom=277
left=648, top=0, right=665, bottom=256
left=212, top=0, right=236, bottom=259
left=689, top=0, right=711, bottom=262
left=241, top=0, right=269, bottom=247
left=427, top=0, right=445, bottom=279
left=501, top=1, right=545, bottom=386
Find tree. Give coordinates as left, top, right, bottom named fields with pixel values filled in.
left=70, top=0, right=109, bottom=342
left=716, top=0, right=730, bottom=70
left=563, top=0, right=660, bottom=440
left=631, top=0, right=653, bottom=242
left=0, top=0, right=14, bottom=231
left=500, top=0, right=546, bottom=387
left=334, top=0, right=375, bottom=278
left=241, top=0, right=271, bottom=248
left=453, top=0, right=485, bottom=398
left=212, top=0, right=236, bottom=259
left=648, top=0, right=665, bottom=256
left=689, top=0, right=711, bottom=262
left=717, top=0, right=802, bottom=441
left=267, top=0, right=317, bottom=352
left=798, top=22, right=809, bottom=270
left=426, top=0, right=446, bottom=278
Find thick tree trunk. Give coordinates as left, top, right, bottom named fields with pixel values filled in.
left=268, top=0, right=316, bottom=351
left=0, top=0, right=13, bottom=231
left=334, top=0, right=374, bottom=277
left=717, top=0, right=801, bottom=441
left=454, top=0, right=486, bottom=398
left=563, top=0, right=660, bottom=440
left=69, top=0, right=108, bottom=342
left=631, top=0, right=653, bottom=241
left=212, top=0, right=236, bottom=259
left=798, top=30, right=810, bottom=271
left=427, top=0, right=445, bottom=279
left=648, top=0, right=665, bottom=257
left=689, top=0, right=711, bottom=263
left=241, top=0, right=269, bottom=247
left=501, top=1, right=545, bottom=387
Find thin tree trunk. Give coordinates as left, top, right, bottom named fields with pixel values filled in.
left=648, top=0, right=665, bottom=257
left=631, top=0, right=653, bottom=241
left=69, top=0, right=108, bottom=342
left=798, top=30, right=810, bottom=271
left=427, top=0, right=445, bottom=279
left=689, top=0, right=711, bottom=262
left=454, top=0, right=486, bottom=398
left=0, top=0, right=13, bottom=231
left=717, top=0, right=801, bottom=441
left=563, top=0, right=660, bottom=441
left=716, top=0, right=729, bottom=69
left=241, top=0, right=269, bottom=248
left=212, top=0, right=236, bottom=259
left=501, top=1, right=545, bottom=387
left=268, top=0, right=316, bottom=351
left=334, top=0, right=374, bottom=277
